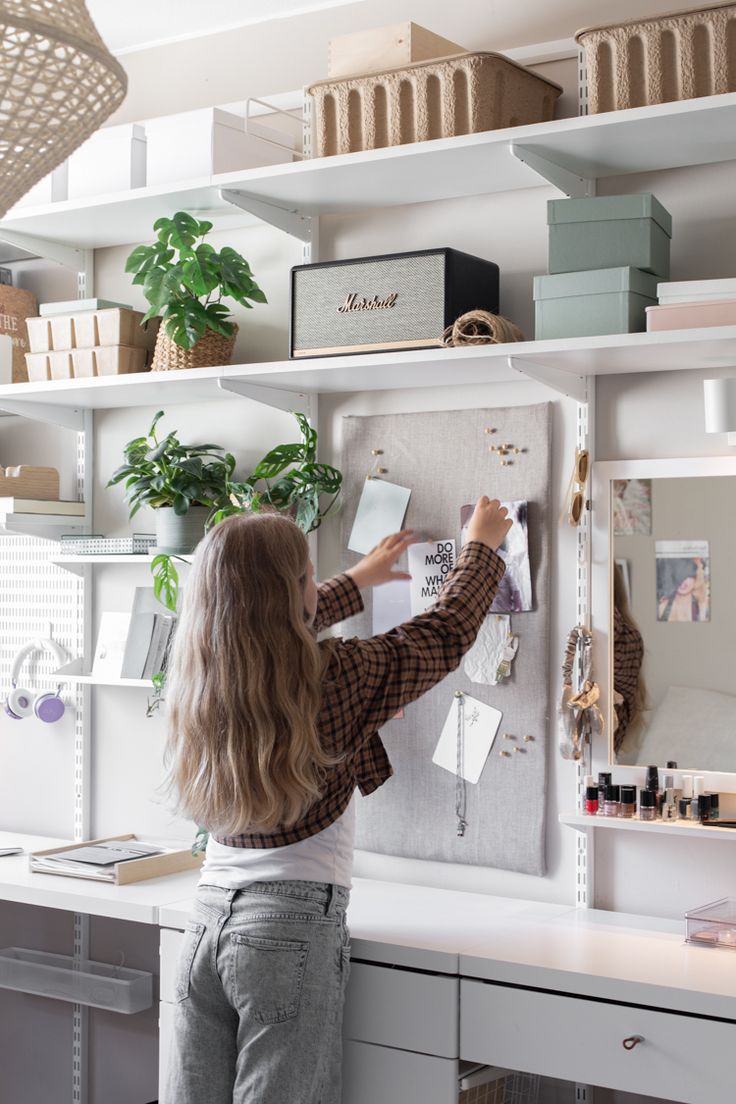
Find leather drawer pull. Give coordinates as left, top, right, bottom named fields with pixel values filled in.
left=622, top=1035, right=644, bottom=1051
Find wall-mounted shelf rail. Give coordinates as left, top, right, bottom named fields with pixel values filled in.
left=561, top=813, right=736, bottom=841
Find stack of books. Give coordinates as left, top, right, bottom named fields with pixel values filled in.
left=93, top=587, right=178, bottom=681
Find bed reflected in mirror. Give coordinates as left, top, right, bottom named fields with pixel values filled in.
left=611, top=473, right=736, bottom=772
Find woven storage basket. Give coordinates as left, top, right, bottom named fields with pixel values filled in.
left=307, top=51, right=562, bottom=157
left=151, top=324, right=238, bottom=372
left=576, top=2, right=736, bottom=113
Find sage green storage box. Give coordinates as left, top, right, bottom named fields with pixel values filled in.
left=547, top=193, right=672, bottom=278
left=533, top=267, right=659, bottom=339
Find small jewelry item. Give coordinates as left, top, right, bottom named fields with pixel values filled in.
left=454, top=691, right=468, bottom=837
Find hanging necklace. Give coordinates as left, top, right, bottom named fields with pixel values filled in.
left=455, top=690, right=468, bottom=837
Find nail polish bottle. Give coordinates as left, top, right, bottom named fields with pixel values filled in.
left=678, top=797, right=692, bottom=821
left=692, top=776, right=705, bottom=821
left=598, top=771, right=612, bottom=809
left=619, top=785, right=636, bottom=818
left=681, top=774, right=694, bottom=807
left=645, top=765, right=662, bottom=814
left=662, top=781, right=677, bottom=822
left=709, top=793, right=720, bottom=822
left=585, top=785, right=599, bottom=815
left=666, top=761, right=681, bottom=803
left=697, top=793, right=711, bottom=824
left=603, top=784, right=620, bottom=817
left=639, top=790, right=657, bottom=821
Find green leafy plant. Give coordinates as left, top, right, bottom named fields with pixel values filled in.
left=106, top=409, right=236, bottom=519
left=125, top=211, right=267, bottom=349
left=213, top=412, right=342, bottom=535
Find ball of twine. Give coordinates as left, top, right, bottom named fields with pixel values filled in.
left=441, top=310, right=525, bottom=347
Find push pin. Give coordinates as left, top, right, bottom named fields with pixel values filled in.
left=501, top=460, right=512, bottom=467
left=513, top=448, right=521, bottom=454
left=523, top=734, right=534, bottom=743
left=500, top=749, right=511, bottom=758
left=513, top=746, right=525, bottom=754
left=488, top=445, right=498, bottom=453
left=484, top=427, right=497, bottom=435
left=376, top=467, right=387, bottom=474
left=502, top=732, right=515, bottom=740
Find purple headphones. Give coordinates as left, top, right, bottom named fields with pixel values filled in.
left=5, top=638, right=67, bottom=724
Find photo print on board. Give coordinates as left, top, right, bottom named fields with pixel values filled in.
left=461, top=500, right=532, bottom=612
left=656, top=540, right=710, bottom=623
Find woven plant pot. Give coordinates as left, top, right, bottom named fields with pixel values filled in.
left=151, top=324, right=238, bottom=372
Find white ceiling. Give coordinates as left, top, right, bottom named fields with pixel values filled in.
left=87, top=0, right=359, bottom=55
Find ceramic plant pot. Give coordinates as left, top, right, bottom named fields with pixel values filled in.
left=155, top=505, right=209, bottom=554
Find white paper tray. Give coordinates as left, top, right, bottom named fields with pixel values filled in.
left=0, top=947, right=153, bottom=1013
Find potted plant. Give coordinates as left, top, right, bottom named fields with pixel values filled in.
left=107, top=410, right=235, bottom=555
left=125, top=210, right=267, bottom=371
left=146, top=411, right=342, bottom=614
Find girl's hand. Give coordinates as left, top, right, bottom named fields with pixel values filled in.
left=346, top=530, right=417, bottom=589
left=466, top=496, right=512, bottom=551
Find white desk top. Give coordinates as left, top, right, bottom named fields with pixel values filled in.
left=5, top=834, right=736, bottom=1021
left=160, top=878, right=736, bottom=1020
left=0, top=832, right=201, bottom=925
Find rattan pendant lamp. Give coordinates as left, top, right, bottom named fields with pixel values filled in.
left=0, top=0, right=127, bottom=217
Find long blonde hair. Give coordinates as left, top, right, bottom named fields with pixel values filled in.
left=165, top=512, right=335, bottom=836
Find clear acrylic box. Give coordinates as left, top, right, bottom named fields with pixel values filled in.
left=0, top=947, right=153, bottom=1012
left=685, top=897, right=736, bottom=950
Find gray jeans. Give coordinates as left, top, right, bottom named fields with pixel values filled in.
left=166, top=880, right=351, bottom=1104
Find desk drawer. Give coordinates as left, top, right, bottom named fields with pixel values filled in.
left=344, top=962, right=458, bottom=1056
left=461, top=980, right=736, bottom=1104
left=160, top=929, right=184, bottom=1004
left=343, top=1040, right=458, bottom=1104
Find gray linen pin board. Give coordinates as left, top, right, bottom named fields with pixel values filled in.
left=339, top=403, right=551, bottom=875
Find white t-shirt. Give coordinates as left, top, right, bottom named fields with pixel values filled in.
left=200, top=795, right=356, bottom=891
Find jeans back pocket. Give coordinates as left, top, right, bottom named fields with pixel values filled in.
left=232, top=933, right=309, bottom=1025
left=174, top=920, right=206, bottom=1003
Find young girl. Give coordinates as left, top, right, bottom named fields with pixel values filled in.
left=165, top=495, right=510, bottom=1104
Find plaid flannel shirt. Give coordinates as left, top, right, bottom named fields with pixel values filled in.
left=214, top=540, right=505, bottom=848
left=613, top=605, right=644, bottom=752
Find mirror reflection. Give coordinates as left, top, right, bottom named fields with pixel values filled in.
left=612, top=475, right=735, bottom=772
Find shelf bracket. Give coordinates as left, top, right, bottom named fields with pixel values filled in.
left=507, top=355, right=588, bottom=402
left=510, top=143, right=596, bottom=197
left=0, top=399, right=85, bottom=430
left=219, top=187, right=313, bottom=242
left=0, top=227, right=93, bottom=288
left=218, top=378, right=314, bottom=416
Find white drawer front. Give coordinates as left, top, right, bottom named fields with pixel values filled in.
left=344, top=962, right=458, bottom=1057
left=160, top=929, right=184, bottom=1004
left=343, top=1040, right=458, bottom=1104
left=461, top=980, right=736, bottom=1104
left=159, top=1000, right=174, bottom=1104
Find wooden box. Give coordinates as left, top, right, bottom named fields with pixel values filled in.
left=0, top=466, right=59, bottom=501
left=308, top=52, right=562, bottom=157
left=576, top=3, right=736, bottom=113
left=328, top=22, right=464, bottom=78
left=0, top=285, right=39, bottom=382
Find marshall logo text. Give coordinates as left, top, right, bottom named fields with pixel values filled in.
left=337, top=292, right=398, bottom=314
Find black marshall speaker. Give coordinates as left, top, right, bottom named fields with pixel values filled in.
left=289, top=248, right=500, bottom=358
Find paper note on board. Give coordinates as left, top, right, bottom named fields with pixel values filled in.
left=407, top=539, right=456, bottom=615
left=433, top=693, right=503, bottom=783
left=372, top=578, right=412, bottom=635
left=347, top=478, right=412, bottom=555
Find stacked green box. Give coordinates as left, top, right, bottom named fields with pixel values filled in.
left=534, top=193, right=672, bottom=340
left=533, top=267, right=659, bottom=341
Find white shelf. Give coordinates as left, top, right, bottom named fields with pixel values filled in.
left=56, top=659, right=151, bottom=689
left=560, top=813, right=736, bottom=840
left=1, top=327, right=736, bottom=418
left=52, top=553, right=193, bottom=574
left=2, top=93, right=736, bottom=249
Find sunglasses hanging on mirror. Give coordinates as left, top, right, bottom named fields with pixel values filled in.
left=566, top=448, right=589, bottom=527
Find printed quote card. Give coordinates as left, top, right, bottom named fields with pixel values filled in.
left=407, top=539, right=456, bottom=615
